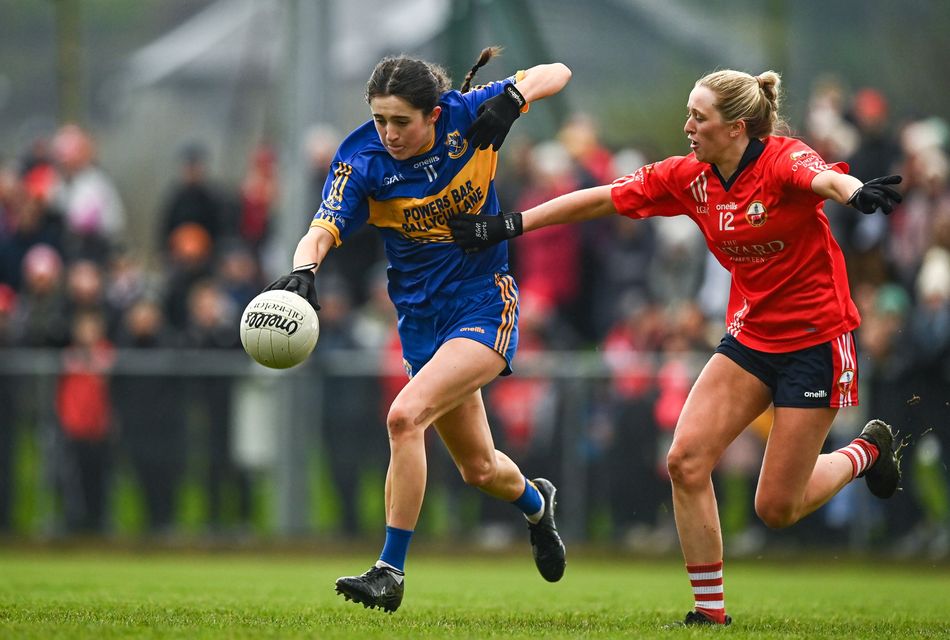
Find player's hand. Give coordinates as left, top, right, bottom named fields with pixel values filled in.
left=847, top=175, right=903, bottom=215
left=449, top=211, right=523, bottom=253
left=466, top=84, right=526, bottom=151
left=264, top=266, right=320, bottom=311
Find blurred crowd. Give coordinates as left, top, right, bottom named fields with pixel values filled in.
left=0, top=79, right=948, bottom=558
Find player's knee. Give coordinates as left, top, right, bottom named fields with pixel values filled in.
left=458, top=456, right=497, bottom=488
left=666, top=443, right=710, bottom=491
left=754, top=496, right=798, bottom=529
left=386, top=402, right=424, bottom=441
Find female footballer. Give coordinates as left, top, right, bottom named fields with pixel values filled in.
left=450, top=69, right=903, bottom=626
left=265, top=48, right=571, bottom=612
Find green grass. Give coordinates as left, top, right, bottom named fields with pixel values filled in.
left=0, top=549, right=948, bottom=638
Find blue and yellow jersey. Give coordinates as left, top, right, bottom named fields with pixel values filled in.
left=310, top=75, right=522, bottom=315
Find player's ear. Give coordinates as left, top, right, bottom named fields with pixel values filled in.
left=428, top=105, right=442, bottom=125
left=730, top=118, right=746, bottom=138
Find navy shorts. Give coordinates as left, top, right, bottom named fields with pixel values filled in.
left=398, top=273, right=519, bottom=379
left=715, top=332, right=859, bottom=408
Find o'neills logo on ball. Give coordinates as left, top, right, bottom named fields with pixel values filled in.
left=244, top=311, right=300, bottom=335
left=745, top=201, right=767, bottom=227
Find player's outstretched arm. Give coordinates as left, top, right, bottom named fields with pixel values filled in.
left=262, top=226, right=336, bottom=310
left=467, top=63, right=571, bottom=151
left=450, top=184, right=615, bottom=252
left=812, top=170, right=903, bottom=215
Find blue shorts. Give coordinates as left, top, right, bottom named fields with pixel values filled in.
left=398, top=273, right=519, bottom=378
left=715, top=332, right=859, bottom=408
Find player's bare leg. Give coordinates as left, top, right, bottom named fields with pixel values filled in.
left=336, top=338, right=509, bottom=611
left=666, top=354, right=772, bottom=624
left=754, top=407, right=840, bottom=527
left=386, top=338, right=507, bottom=529
left=433, top=385, right=525, bottom=502
left=757, top=411, right=901, bottom=527
left=435, top=354, right=566, bottom=582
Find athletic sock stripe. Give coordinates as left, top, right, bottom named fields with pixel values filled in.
left=840, top=448, right=861, bottom=478
left=838, top=439, right=879, bottom=478
left=692, top=585, right=724, bottom=595
left=845, top=443, right=869, bottom=469
left=690, top=578, right=723, bottom=587
left=697, top=602, right=725, bottom=611
left=687, top=570, right=722, bottom=581
left=693, top=593, right=723, bottom=607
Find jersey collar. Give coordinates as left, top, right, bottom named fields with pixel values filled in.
left=711, top=137, right=766, bottom=191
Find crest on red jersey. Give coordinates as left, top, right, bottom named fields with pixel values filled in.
left=745, top=201, right=768, bottom=227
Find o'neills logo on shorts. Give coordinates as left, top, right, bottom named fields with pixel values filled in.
left=244, top=312, right=299, bottom=335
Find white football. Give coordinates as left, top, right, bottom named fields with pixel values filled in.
left=240, top=289, right=319, bottom=369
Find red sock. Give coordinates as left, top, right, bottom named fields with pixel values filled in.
left=686, top=561, right=726, bottom=624
left=837, top=438, right=879, bottom=479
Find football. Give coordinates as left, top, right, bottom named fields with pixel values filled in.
left=240, top=289, right=319, bottom=369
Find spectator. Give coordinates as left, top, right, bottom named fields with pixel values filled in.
left=183, top=279, right=250, bottom=533
left=558, top=113, right=617, bottom=187
left=12, top=244, right=70, bottom=348
left=0, top=160, right=64, bottom=290
left=238, top=142, right=277, bottom=251
left=163, top=221, right=214, bottom=332
left=217, top=242, right=262, bottom=314
left=512, top=141, right=583, bottom=330
left=56, top=310, right=115, bottom=533
left=50, top=124, right=126, bottom=263
left=63, top=259, right=119, bottom=339
left=312, top=279, right=382, bottom=537
left=158, top=142, right=225, bottom=258
left=113, top=298, right=186, bottom=536
left=0, top=284, right=17, bottom=532
left=599, top=296, right=663, bottom=545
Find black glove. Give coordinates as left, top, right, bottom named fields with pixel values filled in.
left=466, top=84, right=526, bottom=151
left=264, top=264, right=320, bottom=310
left=846, top=175, right=903, bottom=215
left=448, top=212, right=523, bottom=253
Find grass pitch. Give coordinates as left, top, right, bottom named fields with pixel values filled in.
left=0, top=548, right=948, bottom=639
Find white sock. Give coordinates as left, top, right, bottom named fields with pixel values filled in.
left=525, top=494, right=546, bottom=525
left=374, top=560, right=405, bottom=583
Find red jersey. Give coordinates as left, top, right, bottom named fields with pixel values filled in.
left=610, top=136, right=859, bottom=353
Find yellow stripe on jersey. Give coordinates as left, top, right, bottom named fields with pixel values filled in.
left=309, top=218, right=342, bottom=246
left=326, top=162, right=353, bottom=210
left=493, top=273, right=518, bottom=354
left=367, top=149, right=497, bottom=242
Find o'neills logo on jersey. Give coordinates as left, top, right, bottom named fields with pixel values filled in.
left=446, top=130, right=468, bottom=159
left=413, top=155, right=441, bottom=168
left=745, top=201, right=768, bottom=227
left=837, top=369, right=855, bottom=395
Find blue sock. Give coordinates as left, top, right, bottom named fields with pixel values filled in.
left=378, top=526, right=413, bottom=572
left=511, top=477, right=543, bottom=517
